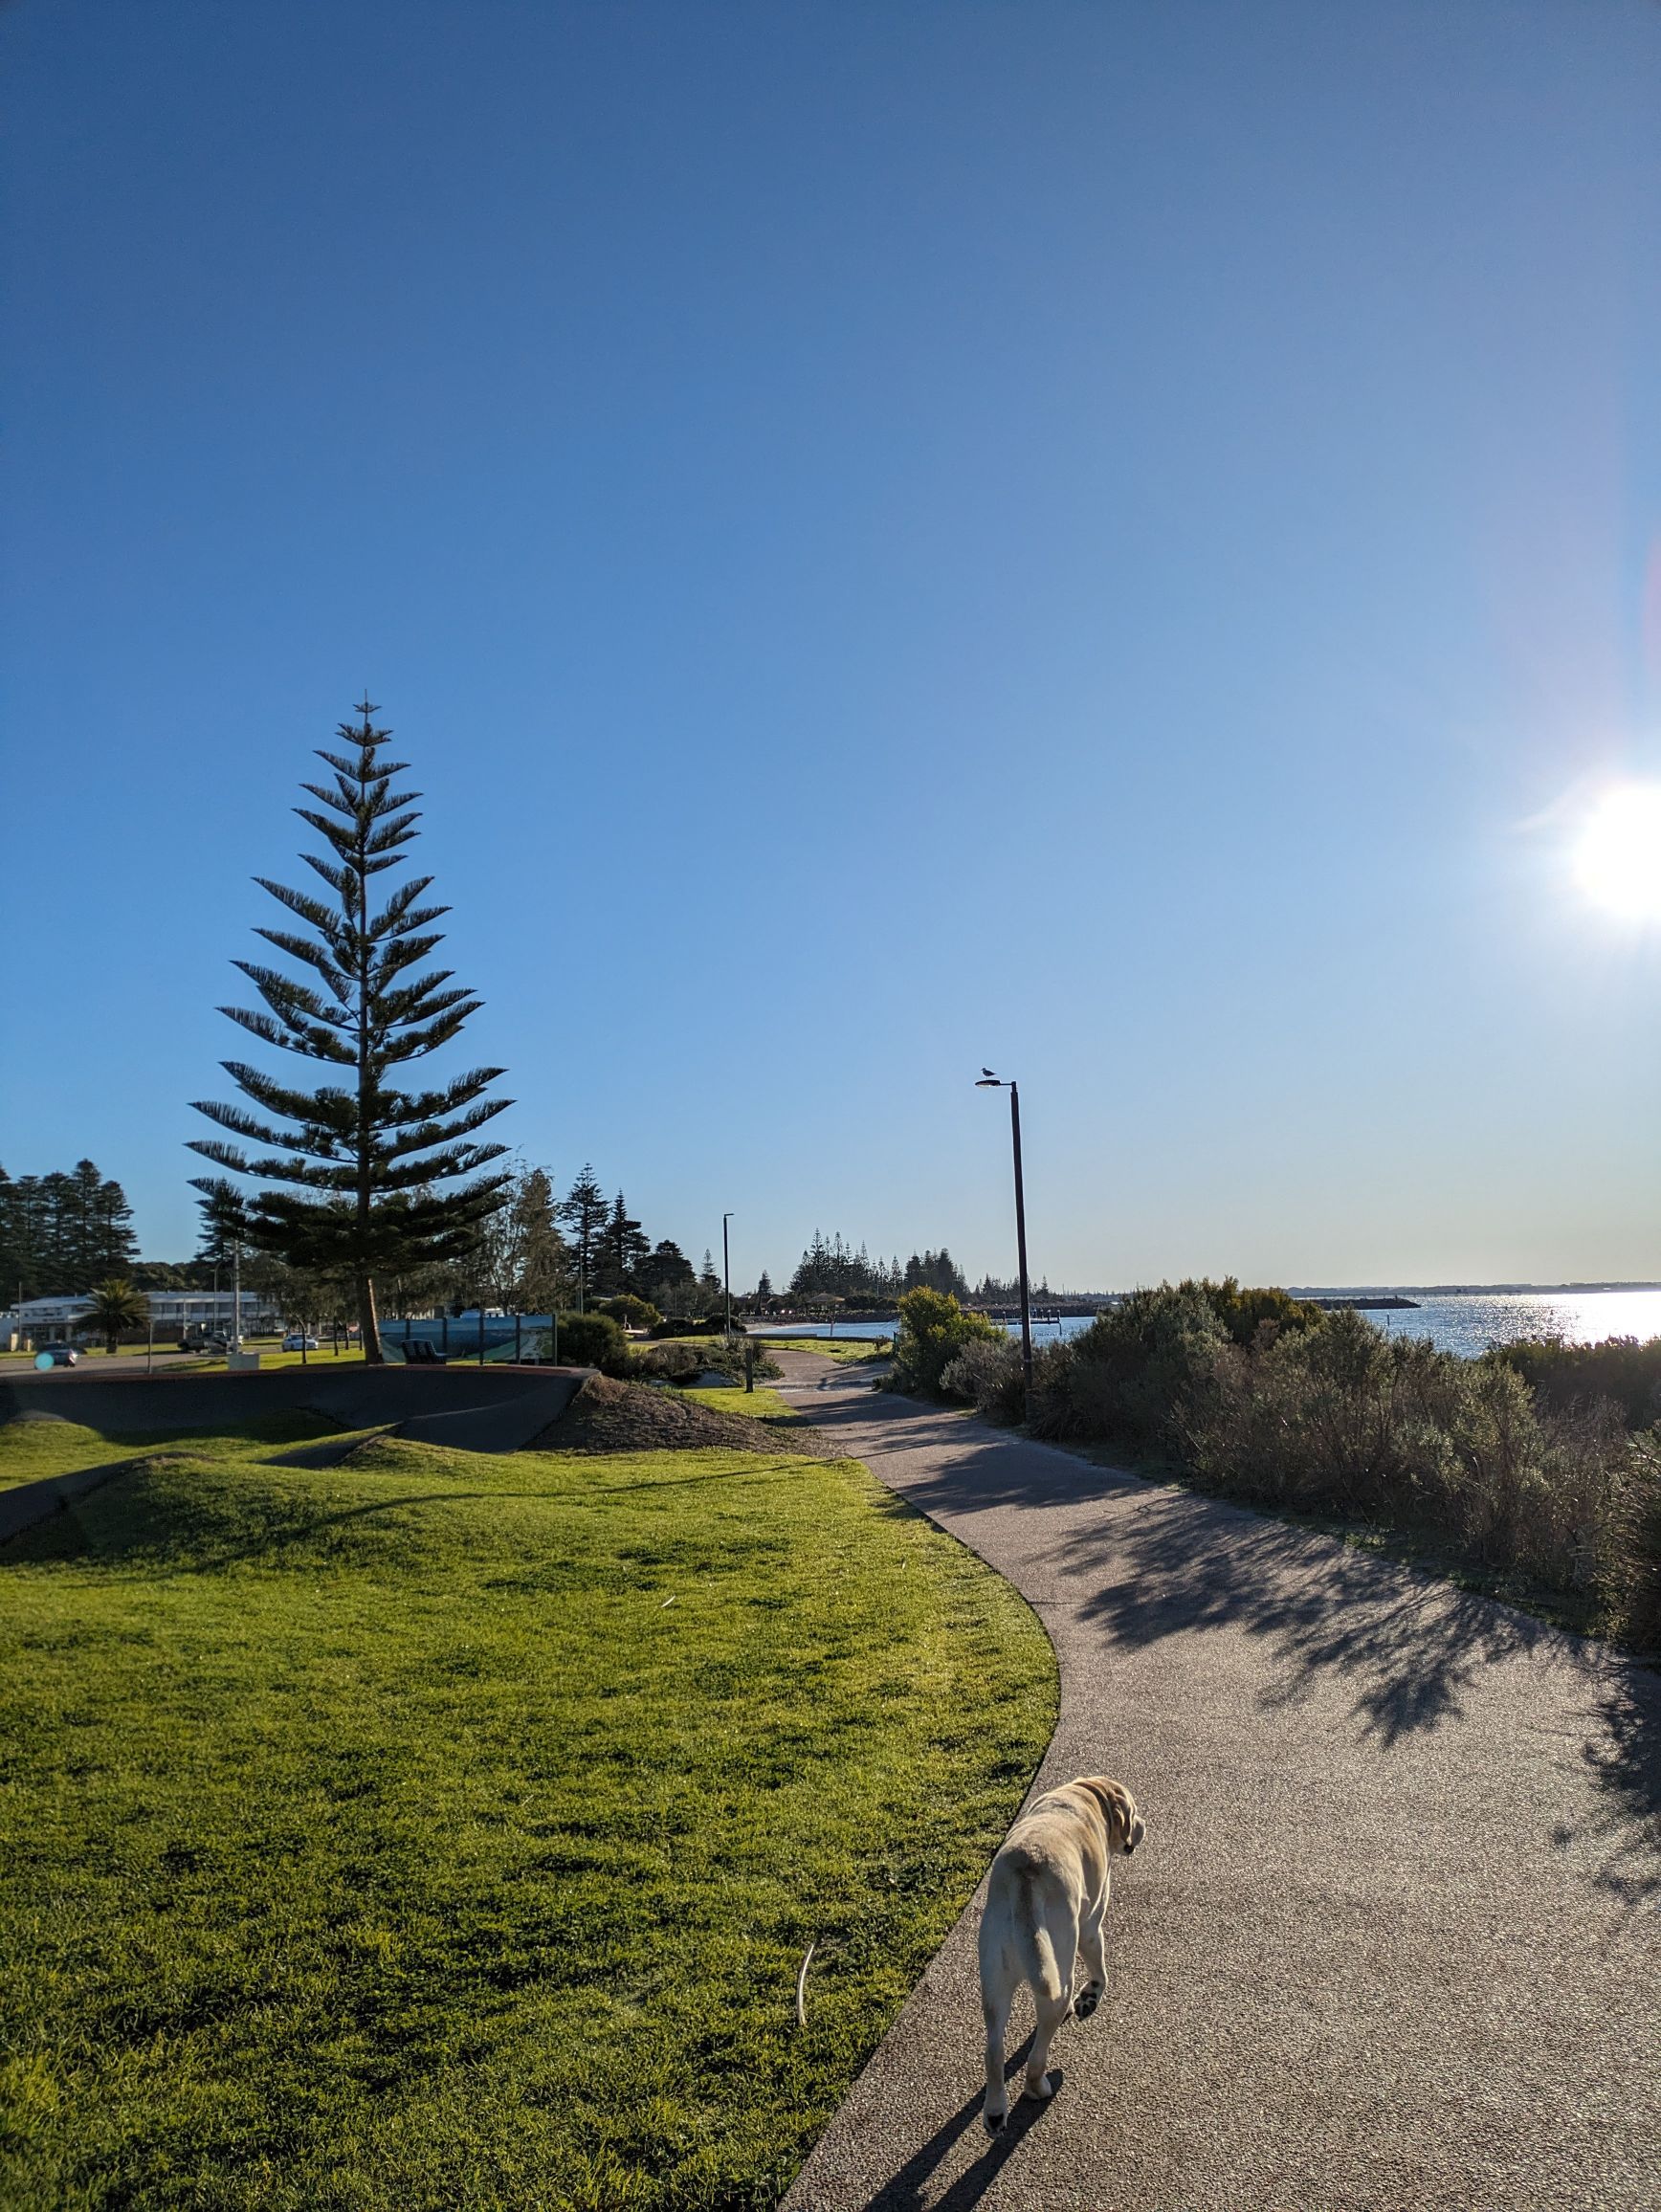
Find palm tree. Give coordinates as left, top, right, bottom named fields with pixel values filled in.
left=79, top=1277, right=149, bottom=1357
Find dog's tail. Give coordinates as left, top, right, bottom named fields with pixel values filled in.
left=1012, top=1869, right=1065, bottom=2008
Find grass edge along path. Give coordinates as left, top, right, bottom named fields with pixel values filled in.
left=0, top=1424, right=1056, bottom=2211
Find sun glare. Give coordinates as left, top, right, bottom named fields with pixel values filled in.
left=1572, top=784, right=1661, bottom=920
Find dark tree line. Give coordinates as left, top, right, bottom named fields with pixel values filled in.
left=972, top=1272, right=1054, bottom=1303
left=554, top=1163, right=700, bottom=1313
left=0, top=1161, right=138, bottom=1297
left=787, top=1231, right=967, bottom=1303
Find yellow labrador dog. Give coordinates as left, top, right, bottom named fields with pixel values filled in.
left=978, top=1774, right=1144, bottom=2132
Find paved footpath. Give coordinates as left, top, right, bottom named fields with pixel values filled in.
left=771, top=1353, right=1660, bottom=2212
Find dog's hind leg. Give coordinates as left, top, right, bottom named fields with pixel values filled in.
left=1022, top=1898, right=1076, bottom=2101
left=1074, top=1896, right=1107, bottom=2020
left=980, top=1960, right=1014, bottom=2134
left=1023, top=1981, right=1071, bottom=2102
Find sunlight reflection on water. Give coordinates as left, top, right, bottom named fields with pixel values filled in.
left=764, top=1292, right=1661, bottom=1360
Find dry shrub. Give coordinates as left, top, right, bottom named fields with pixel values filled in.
left=1604, top=1431, right=1661, bottom=1654
left=940, top=1335, right=1026, bottom=1423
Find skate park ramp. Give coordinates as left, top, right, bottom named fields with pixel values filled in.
left=0, top=1363, right=589, bottom=1459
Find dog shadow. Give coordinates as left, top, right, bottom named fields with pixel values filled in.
left=864, top=2035, right=1060, bottom=2211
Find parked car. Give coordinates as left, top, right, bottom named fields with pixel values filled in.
left=282, top=1333, right=321, bottom=1352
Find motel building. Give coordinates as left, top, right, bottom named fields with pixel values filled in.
left=2, top=1291, right=277, bottom=1351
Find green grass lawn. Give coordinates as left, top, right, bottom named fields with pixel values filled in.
left=0, top=1421, right=1056, bottom=2210
left=755, top=1337, right=892, bottom=1366
left=166, top=1344, right=368, bottom=1375
left=680, top=1382, right=798, bottom=1422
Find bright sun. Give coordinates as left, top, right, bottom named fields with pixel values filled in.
left=1573, top=784, right=1661, bottom=919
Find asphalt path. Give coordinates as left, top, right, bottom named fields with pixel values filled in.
left=773, top=1352, right=1660, bottom=2212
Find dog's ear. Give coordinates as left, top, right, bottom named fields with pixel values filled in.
left=1077, top=1777, right=1136, bottom=1850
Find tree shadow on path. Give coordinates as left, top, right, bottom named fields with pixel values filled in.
left=836, top=1399, right=1661, bottom=1912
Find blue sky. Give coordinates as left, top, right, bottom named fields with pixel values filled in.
left=4, top=1, right=1660, bottom=1290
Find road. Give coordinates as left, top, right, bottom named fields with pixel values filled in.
left=772, top=1352, right=1660, bottom=2212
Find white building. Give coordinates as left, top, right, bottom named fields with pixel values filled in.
left=1, top=1291, right=277, bottom=1348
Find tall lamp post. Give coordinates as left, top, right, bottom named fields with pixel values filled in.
left=721, top=1211, right=734, bottom=1340
left=976, top=1070, right=1033, bottom=1398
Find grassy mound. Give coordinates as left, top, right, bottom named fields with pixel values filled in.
left=543, top=1373, right=820, bottom=1456
left=0, top=1423, right=1055, bottom=2210
left=0, top=1409, right=350, bottom=1491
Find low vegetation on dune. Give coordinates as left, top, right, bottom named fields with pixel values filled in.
left=544, top=1371, right=814, bottom=1453
left=0, top=1411, right=1055, bottom=2211
left=906, top=1282, right=1661, bottom=1652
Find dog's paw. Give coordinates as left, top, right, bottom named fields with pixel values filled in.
left=1074, top=1983, right=1101, bottom=2021
left=983, top=2107, right=1008, bottom=2136
left=1022, top=2069, right=1056, bottom=2102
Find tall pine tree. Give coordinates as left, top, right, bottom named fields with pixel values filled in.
left=188, top=699, right=513, bottom=1361
left=557, top=1166, right=608, bottom=1310
left=593, top=1191, right=650, bottom=1299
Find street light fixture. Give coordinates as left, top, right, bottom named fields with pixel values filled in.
left=976, top=1070, right=1033, bottom=1398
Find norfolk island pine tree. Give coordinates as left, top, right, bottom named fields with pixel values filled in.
left=188, top=699, right=513, bottom=1362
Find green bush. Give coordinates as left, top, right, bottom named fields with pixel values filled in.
left=886, top=1289, right=1002, bottom=1399
left=1017, top=1288, right=1639, bottom=1634
left=1028, top=1283, right=1229, bottom=1451
left=599, top=1294, right=662, bottom=1332
left=1184, top=1275, right=1325, bottom=1347
left=546, top=1311, right=630, bottom=1374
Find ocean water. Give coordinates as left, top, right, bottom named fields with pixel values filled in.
left=1364, top=1291, right=1661, bottom=1359
left=760, top=1291, right=1661, bottom=1361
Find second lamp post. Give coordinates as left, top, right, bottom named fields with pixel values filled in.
left=976, top=1070, right=1033, bottom=1396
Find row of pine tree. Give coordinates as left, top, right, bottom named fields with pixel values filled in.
left=0, top=1162, right=138, bottom=1298
left=787, top=1231, right=968, bottom=1303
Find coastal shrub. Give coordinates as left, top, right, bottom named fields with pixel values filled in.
left=1014, top=1291, right=1639, bottom=1628
left=1187, top=1275, right=1325, bottom=1347
left=1609, top=1433, right=1661, bottom=1652
left=941, top=1335, right=1027, bottom=1423
left=1185, top=1314, right=1622, bottom=1580
left=887, top=1289, right=1003, bottom=1399
left=1028, top=1283, right=1229, bottom=1451
left=632, top=1338, right=782, bottom=1385
left=1492, top=1335, right=1661, bottom=1430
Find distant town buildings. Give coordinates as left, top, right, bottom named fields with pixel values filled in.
left=1, top=1290, right=277, bottom=1348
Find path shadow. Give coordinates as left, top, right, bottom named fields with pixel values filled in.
left=1563, top=1670, right=1661, bottom=1913
left=1060, top=1494, right=1570, bottom=1744
left=863, top=2037, right=1057, bottom=2211
left=862, top=1403, right=1579, bottom=1744
left=838, top=1398, right=1661, bottom=1907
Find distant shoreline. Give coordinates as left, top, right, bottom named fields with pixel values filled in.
left=1286, top=1282, right=1661, bottom=1298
